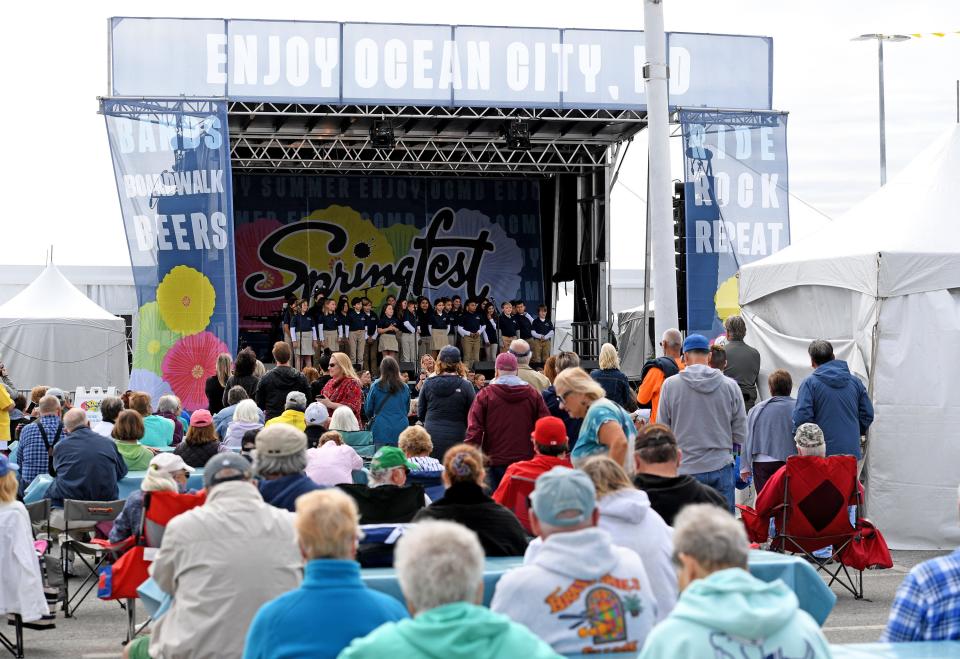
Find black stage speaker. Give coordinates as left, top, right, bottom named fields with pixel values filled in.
left=398, top=361, right=416, bottom=374
left=471, top=361, right=496, bottom=374
left=579, top=359, right=600, bottom=371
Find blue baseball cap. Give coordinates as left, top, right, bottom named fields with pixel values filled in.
left=530, top=466, right=596, bottom=527
left=682, top=334, right=710, bottom=353
left=0, top=454, right=18, bottom=478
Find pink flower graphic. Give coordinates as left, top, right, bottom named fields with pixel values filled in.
left=235, top=218, right=288, bottom=327
left=161, top=332, right=229, bottom=410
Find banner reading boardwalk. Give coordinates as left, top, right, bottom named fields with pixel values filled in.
left=233, top=175, right=543, bottom=328
left=680, top=110, right=790, bottom=338
left=103, top=99, right=237, bottom=410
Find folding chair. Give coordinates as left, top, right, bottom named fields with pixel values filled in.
left=407, top=470, right=445, bottom=501
left=25, top=499, right=51, bottom=545
left=113, top=491, right=206, bottom=644
left=500, top=475, right=537, bottom=534
left=340, top=430, right=376, bottom=459
left=58, top=499, right=126, bottom=617
left=739, top=455, right=863, bottom=599
left=0, top=615, right=23, bottom=659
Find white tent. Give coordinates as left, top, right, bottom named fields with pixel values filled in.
left=0, top=264, right=129, bottom=393
left=739, top=126, right=960, bottom=550
left=615, top=303, right=655, bottom=379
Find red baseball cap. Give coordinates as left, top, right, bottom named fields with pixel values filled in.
left=190, top=409, right=213, bottom=428
left=532, top=416, right=568, bottom=447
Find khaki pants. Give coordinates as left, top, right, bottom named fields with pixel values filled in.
left=322, top=330, right=339, bottom=352
left=399, top=333, right=417, bottom=364
left=348, top=330, right=365, bottom=367
left=418, top=336, right=432, bottom=363
left=530, top=338, right=551, bottom=364
left=500, top=337, right=515, bottom=353
left=461, top=334, right=482, bottom=370
left=363, top=339, right=379, bottom=375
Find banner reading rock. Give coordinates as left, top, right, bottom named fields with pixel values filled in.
left=103, top=99, right=237, bottom=410
left=680, top=110, right=790, bottom=338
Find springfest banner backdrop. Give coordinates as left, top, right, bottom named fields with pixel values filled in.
left=233, top=175, right=543, bottom=328
left=103, top=99, right=237, bottom=410
left=680, top=110, right=790, bottom=338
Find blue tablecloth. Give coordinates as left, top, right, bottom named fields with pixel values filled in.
left=360, top=550, right=835, bottom=624
left=118, top=470, right=205, bottom=499
left=831, top=641, right=960, bottom=658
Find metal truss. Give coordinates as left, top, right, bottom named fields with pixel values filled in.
left=674, top=107, right=786, bottom=128
left=98, top=98, right=223, bottom=121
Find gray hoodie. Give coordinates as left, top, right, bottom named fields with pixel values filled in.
left=657, top=364, right=746, bottom=475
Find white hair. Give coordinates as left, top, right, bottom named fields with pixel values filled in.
left=673, top=504, right=748, bottom=571
left=509, top=339, right=532, bottom=365
left=395, top=520, right=484, bottom=614
left=233, top=399, right=261, bottom=424
left=797, top=444, right=826, bottom=458
left=157, top=395, right=181, bottom=414
left=368, top=466, right=402, bottom=487
left=329, top=406, right=359, bottom=432
left=662, top=328, right=682, bottom=348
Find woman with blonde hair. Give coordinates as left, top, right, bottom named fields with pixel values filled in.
left=205, top=352, right=232, bottom=414
left=414, top=444, right=528, bottom=556
left=318, top=352, right=364, bottom=427
left=580, top=455, right=677, bottom=618
left=553, top=367, right=636, bottom=471
left=329, top=406, right=360, bottom=432
left=398, top=425, right=442, bottom=472
left=590, top=343, right=637, bottom=412
left=0, top=454, right=49, bottom=624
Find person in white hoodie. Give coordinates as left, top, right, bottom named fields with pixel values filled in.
left=638, top=504, right=831, bottom=659
left=580, top=456, right=677, bottom=619
left=490, top=467, right=657, bottom=656
left=657, top=334, right=746, bottom=512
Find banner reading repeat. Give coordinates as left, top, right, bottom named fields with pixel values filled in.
left=680, top=110, right=790, bottom=338
left=103, top=99, right=237, bottom=410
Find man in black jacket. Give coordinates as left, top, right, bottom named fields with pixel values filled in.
left=632, top=423, right=727, bottom=526
left=255, top=342, right=311, bottom=421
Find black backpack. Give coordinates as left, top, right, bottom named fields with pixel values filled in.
left=637, top=357, right=681, bottom=410
left=34, top=419, right=64, bottom=476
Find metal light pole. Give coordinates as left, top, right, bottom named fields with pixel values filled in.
left=852, top=34, right=910, bottom=186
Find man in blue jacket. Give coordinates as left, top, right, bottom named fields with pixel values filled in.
left=793, top=339, right=874, bottom=461
left=47, top=409, right=128, bottom=512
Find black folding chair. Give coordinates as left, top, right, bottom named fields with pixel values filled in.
left=24, top=499, right=51, bottom=546
left=58, top=499, right=126, bottom=617
left=0, top=615, right=24, bottom=659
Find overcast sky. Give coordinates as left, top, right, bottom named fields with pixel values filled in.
left=4, top=0, right=958, bottom=269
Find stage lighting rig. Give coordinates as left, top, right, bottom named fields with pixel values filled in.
left=370, top=119, right=395, bottom=149
left=503, top=120, right=531, bottom=151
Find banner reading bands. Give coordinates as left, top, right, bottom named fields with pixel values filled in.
left=680, top=110, right=790, bottom=338
left=233, top=175, right=543, bottom=328
left=103, top=99, right=237, bottom=411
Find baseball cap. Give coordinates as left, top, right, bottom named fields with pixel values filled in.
left=530, top=466, right=596, bottom=527
left=285, top=391, right=308, bottom=411
left=46, top=387, right=66, bottom=402
left=682, top=334, right=710, bottom=353
left=190, top=409, right=213, bottom=427
left=532, top=416, right=567, bottom=447
left=371, top=446, right=416, bottom=471
left=149, top=452, right=195, bottom=474
left=495, top=352, right=518, bottom=372
left=256, top=424, right=307, bottom=457
left=0, top=454, right=19, bottom=477
left=203, top=452, right=253, bottom=489
left=304, top=402, right=329, bottom=427
left=794, top=423, right=825, bottom=449
left=438, top=345, right=461, bottom=365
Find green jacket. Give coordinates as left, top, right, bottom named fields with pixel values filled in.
left=638, top=568, right=831, bottom=659
left=337, top=601, right=562, bottom=659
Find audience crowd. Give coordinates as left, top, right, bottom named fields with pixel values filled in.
left=6, top=313, right=958, bottom=659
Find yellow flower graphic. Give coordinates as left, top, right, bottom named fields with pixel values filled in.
left=275, top=206, right=396, bottom=306
left=132, top=302, right=181, bottom=375
left=156, top=266, right=216, bottom=336
left=714, top=274, right=742, bottom=321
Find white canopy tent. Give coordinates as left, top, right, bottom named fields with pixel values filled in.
left=615, top=303, right=655, bottom=379
left=0, top=264, right=129, bottom=393
left=739, top=126, right=960, bottom=550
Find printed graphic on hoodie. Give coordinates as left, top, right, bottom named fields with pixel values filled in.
left=546, top=577, right=645, bottom=653
left=709, top=631, right=817, bottom=659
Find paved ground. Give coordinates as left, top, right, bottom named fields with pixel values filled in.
left=10, top=549, right=947, bottom=656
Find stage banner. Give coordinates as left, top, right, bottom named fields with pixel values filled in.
left=233, top=175, right=543, bottom=327
left=680, top=110, right=790, bottom=338
left=103, top=99, right=237, bottom=410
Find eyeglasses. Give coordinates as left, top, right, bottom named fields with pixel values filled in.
left=556, top=390, right=571, bottom=402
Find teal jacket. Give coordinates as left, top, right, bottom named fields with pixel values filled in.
left=638, top=568, right=832, bottom=659
left=337, top=601, right=562, bottom=659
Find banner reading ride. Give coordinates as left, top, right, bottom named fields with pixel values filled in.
left=103, top=99, right=237, bottom=411
left=680, top=110, right=790, bottom=338
left=233, top=175, right=543, bottom=327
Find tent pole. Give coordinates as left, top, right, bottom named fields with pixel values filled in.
left=642, top=149, right=653, bottom=359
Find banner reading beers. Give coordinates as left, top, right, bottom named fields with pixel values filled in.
left=233, top=175, right=544, bottom=327
left=104, top=99, right=238, bottom=410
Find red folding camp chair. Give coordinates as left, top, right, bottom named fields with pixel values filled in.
left=97, top=490, right=205, bottom=643
left=738, top=455, right=864, bottom=599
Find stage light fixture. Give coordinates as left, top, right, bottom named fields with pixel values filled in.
left=504, top=120, right=531, bottom=151
left=370, top=119, right=395, bottom=149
